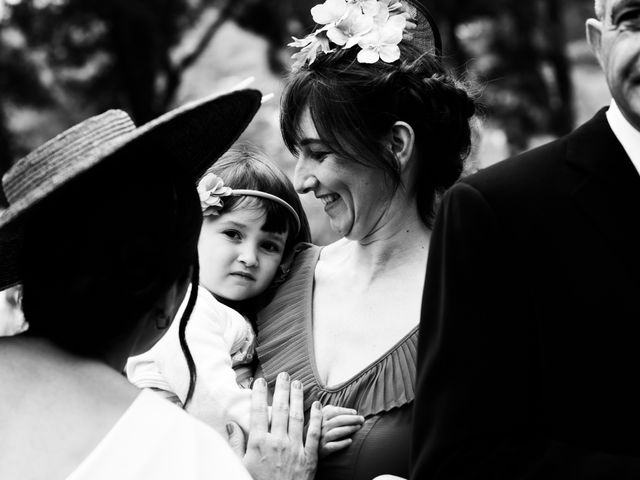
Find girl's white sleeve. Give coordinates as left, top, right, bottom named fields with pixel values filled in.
left=128, top=286, right=252, bottom=436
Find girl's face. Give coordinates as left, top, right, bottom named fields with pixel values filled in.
left=293, top=108, right=392, bottom=240
left=198, top=205, right=288, bottom=301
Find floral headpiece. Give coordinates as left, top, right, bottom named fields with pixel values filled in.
left=197, top=173, right=302, bottom=234
left=290, top=0, right=407, bottom=69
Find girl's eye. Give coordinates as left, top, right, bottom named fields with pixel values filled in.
left=223, top=230, right=242, bottom=240
left=261, top=241, right=282, bottom=253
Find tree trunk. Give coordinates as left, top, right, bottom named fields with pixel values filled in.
left=0, top=106, right=12, bottom=207
left=544, top=0, right=573, bottom=134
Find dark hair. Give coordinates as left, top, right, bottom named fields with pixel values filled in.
left=202, top=143, right=311, bottom=260
left=21, top=140, right=202, bottom=365
left=178, top=260, right=199, bottom=407
left=199, top=144, right=311, bottom=315
left=281, top=42, right=477, bottom=227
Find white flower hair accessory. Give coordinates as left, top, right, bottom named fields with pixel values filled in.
left=290, top=0, right=407, bottom=69
left=196, top=173, right=302, bottom=234
left=197, top=173, right=232, bottom=216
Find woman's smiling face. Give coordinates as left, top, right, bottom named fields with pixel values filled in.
left=293, top=108, right=393, bottom=240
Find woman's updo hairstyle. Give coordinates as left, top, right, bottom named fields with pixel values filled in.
left=281, top=41, right=477, bottom=226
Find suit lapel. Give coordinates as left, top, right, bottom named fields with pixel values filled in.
left=566, top=109, right=640, bottom=274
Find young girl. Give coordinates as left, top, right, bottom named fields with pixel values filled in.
left=126, top=144, right=310, bottom=435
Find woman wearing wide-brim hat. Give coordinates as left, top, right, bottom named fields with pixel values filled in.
left=0, top=90, right=320, bottom=480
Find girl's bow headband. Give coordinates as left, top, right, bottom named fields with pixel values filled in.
left=197, top=173, right=302, bottom=235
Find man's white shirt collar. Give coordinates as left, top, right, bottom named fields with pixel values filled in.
left=605, top=100, right=640, bottom=177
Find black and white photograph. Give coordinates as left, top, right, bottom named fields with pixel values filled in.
left=1, top=0, right=637, bottom=478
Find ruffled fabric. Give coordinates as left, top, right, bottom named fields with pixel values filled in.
left=256, top=244, right=417, bottom=418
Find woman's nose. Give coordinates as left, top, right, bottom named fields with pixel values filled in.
left=294, top=158, right=319, bottom=194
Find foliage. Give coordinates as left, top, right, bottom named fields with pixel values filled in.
left=0, top=0, right=254, bottom=206
left=0, top=0, right=597, bottom=178
left=5, top=0, right=198, bottom=122
left=426, top=0, right=583, bottom=153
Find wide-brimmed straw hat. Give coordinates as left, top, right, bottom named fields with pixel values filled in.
left=0, top=88, right=262, bottom=291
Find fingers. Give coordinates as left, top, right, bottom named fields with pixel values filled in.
left=249, top=377, right=269, bottom=436
left=322, top=424, right=362, bottom=443
left=320, top=410, right=364, bottom=458
left=322, top=405, right=357, bottom=421
left=288, top=379, right=305, bottom=441
left=322, top=413, right=365, bottom=431
left=270, top=372, right=291, bottom=436
left=226, top=421, right=247, bottom=458
left=304, top=400, right=323, bottom=462
left=320, top=438, right=353, bottom=458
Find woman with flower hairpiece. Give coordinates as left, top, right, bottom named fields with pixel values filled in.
left=255, top=0, right=478, bottom=479
left=0, top=93, right=321, bottom=480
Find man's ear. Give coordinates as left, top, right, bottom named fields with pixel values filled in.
left=390, top=121, right=415, bottom=172
left=586, top=18, right=604, bottom=66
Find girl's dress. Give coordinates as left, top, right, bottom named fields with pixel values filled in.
left=126, top=286, right=254, bottom=434
left=256, top=245, right=418, bottom=480
left=67, top=389, right=250, bottom=480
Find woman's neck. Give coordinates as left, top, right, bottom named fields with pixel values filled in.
left=326, top=207, right=431, bottom=283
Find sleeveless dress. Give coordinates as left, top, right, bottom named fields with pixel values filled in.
left=256, top=244, right=418, bottom=480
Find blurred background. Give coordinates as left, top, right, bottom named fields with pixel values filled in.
left=0, top=0, right=610, bottom=333
left=0, top=0, right=609, bottom=245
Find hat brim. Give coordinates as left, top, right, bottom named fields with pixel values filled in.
left=125, top=88, right=263, bottom=181
left=0, top=88, right=262, bottom=291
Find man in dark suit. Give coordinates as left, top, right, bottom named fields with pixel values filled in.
left=411, top=0, right=640, bottom=477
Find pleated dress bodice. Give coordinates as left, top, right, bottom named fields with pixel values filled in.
left=257, top=244, right=418, bottom=480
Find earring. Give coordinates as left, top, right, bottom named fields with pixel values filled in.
left=155, top=310, right=171, bottom=330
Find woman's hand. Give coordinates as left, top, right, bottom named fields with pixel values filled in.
left=319, top=405, right=364, bottom=458
left=228, top=372, right=321, bottom=480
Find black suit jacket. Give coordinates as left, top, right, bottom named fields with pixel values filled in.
left=412, top=109, right=640, bottom=478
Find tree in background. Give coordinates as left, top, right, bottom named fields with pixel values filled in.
left=0, top=0, right=593, bottom=176
left=0, top=0, right=274, bottom=203
left=4, top=0, right=213, bottom=123
left=232, top=0, right=580, bottom=154
left=0, top=6, right=54, bottom=205
left=428, top=0, right=574, bottom=154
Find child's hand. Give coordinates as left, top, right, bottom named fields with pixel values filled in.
left=319, top=405, right=365, bottom=458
